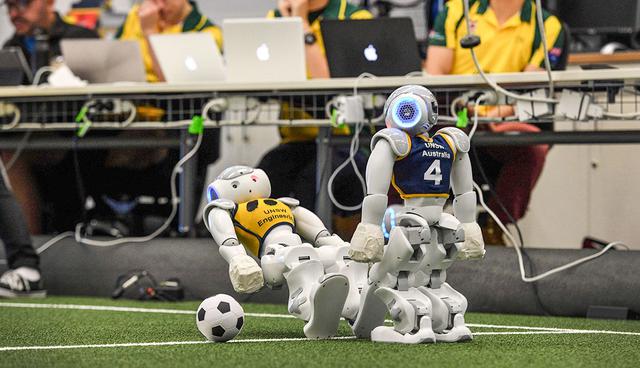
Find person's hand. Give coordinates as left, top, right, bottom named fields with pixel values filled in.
left=278, top=0, right=310, bottom=28
left=456, top=222, right=486, bottom=260
left=138, top=0, right=161, bottom=35
left=349, top=222, right=384, bottom=263
left=228, top=254, right=264, bottom=293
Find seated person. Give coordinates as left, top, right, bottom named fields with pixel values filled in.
left=257, top=0, right=372, bottom=239
left=115, top=0, right=222, bottom=82
left=425, top=0, right=566, bottom=244
left=90, top=0, right=224, bottom=235
left=2, top=0, right=99, bottom=233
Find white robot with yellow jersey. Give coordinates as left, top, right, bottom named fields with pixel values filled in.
left=202, top=166, right=367, bottom=339
left=348, top=85, right=485, bottom=344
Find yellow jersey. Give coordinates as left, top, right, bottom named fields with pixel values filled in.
left=233, top=199, right=295, bottom=257
left=428, top=0, right=566, bottom=73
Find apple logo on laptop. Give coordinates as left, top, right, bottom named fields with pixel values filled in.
left=364, top=44, right=378, bottom=62
left=256, top=43, right=270, bottom=61
left=184, top=56, right=198, bottom=71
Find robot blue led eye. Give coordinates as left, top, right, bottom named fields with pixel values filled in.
left=392, top=97, right=422, bottom=128
left=207, top=186, right=219, bottom=202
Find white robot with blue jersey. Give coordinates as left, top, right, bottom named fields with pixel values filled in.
left=348, top=85, right=485, bottom=344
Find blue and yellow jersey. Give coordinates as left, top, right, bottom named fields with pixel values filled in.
left=233, top=199, right=295, bottom=257
left=428, top=0, right=566, bottom=73
left=391, top=132, right=457, bottom=199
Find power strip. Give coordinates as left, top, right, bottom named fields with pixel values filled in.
left=334, top=95, right=364, bottom=124
left=556, top=89, right=591, bottom=120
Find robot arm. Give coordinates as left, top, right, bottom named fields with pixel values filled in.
left=203, top=200, right=264, bottom=293
left=439, top=127, right=485, bottom=260
left=350, top=129, right=403, bottom=263
left=290, top=204, right=333, bottom=245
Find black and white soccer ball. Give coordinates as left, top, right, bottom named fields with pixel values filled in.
left=196, top=294, right=245, bottom=342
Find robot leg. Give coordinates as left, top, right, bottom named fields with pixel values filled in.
left=262, top=243, right=349, bottom=339
left=419, top=282, right=472, bottom=342
left=351, top=226, right=414, bottom=338
left=316, top=245, right=368, bottom=321
left=370, top=287, right=436, bottom=344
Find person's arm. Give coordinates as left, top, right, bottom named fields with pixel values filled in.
left=278, top=0, right=330, bottom=78
left=138, top=0, right=166, bottom=82
left=425, top=46, right=454, bottom=75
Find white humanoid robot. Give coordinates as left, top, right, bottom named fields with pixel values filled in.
left=202, top=166, right=368, bottom=338
left=348, top=85, right=485, bottom=344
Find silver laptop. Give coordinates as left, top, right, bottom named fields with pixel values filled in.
left=149, top=33, right=225, bottom=83
left=61, top=39, right=146, bottom=83
left=223, top=18, right=306, bottom=83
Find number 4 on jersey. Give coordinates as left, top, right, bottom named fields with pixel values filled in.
left=424, top=159, right=442, bottom=185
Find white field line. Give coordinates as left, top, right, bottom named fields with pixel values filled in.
left=1, top=302, right=640, bottom=337
left=0, top=337, right=357, bottom=352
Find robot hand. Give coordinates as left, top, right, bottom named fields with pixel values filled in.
left=349, top=222, right=384, bottom=263
left=315, top=234, right=348, bottom=247
left=456, top=222, right=485, bottom=260
left=228, top=254, right=264, bottom=293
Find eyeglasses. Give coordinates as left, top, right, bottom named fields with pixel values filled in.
left=1, top=0, right=35, bottom=12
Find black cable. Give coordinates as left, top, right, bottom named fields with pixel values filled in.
left=470, top=146, right=553, bottom=316
left=71, top=136, right=88, bottom=224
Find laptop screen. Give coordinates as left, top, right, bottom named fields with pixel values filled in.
left=321, top=18, right=422, bottom=78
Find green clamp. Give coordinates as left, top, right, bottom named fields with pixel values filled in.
left=456, top=107, right=469, bottom=129
left=75, top=106, right=91, bottom=138
left=189, top=115, right=204, bottom=135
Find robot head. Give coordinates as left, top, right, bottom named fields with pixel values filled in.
left=206, top=166, right=271, bottom=204
left=384, top=85, right=438, bottom=136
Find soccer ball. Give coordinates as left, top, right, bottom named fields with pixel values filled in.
left=196, top=294, right=245, bottom=342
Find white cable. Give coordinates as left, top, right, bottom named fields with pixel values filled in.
left=462, top=0, right=557, bottom=104
left=353, top=72, right=377, bottom=96
left=5, top=132, right=31, bottom=171
left=0, top=102, right=21, bottom=130
left=32, top=66, right=55, bottom=86
left=73, top=132, right=203, bottom=247
left=601, top=111, right=640, bottom=119
left=120, top=101, right=137, bottom=127
left=0, top=156, right=11, bottom=191
left=35, top=231, right=74, bottom=254
left=468, top=94, right=490, bottom=140
left=473, top=181, right=627, bottom=282
left=327, top=120, right=367, bottom=211
left=534, top=0, right=554, bottom=97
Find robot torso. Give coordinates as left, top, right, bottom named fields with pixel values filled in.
left=233, top=198, right=295, bottom=257
left=391, top=131, right=457, bottom=199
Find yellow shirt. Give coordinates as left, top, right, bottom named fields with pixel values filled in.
left=429, top=0, right=566, bottom=74
left=233, top=199, right=295, bottom=257
left=115, top=1, right=222, bottom=82
left=268, top=0, right=372, bottom=142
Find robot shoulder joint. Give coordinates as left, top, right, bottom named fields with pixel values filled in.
left=371, top=128, right=411, bottom=157
left=437, top=127, right=470, bottom=153
left=277, top=197, right=300, bottom=208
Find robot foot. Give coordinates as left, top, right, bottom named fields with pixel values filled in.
left=435, top=314, right=473, bottom=343
left=303, top=273, right=349, bottom=339
left=351, top=284, right=387, bottom=339
left=371, top=316, right=436, bottom=344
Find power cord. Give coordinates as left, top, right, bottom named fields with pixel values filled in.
left=0, top=102, right=21, bottom=131
left=34, top=117, right=204, bottom=251
left=461, top=0, right=557, bottom=104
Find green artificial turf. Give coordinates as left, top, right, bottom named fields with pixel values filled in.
left=1, top=296, right=639, bottom=368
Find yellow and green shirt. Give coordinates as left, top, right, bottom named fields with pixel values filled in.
left=268, top=0, right=372, bottom=142
left=428, top=0, right=566, bottom=74
left=115, top=1, right=222, bottom=82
